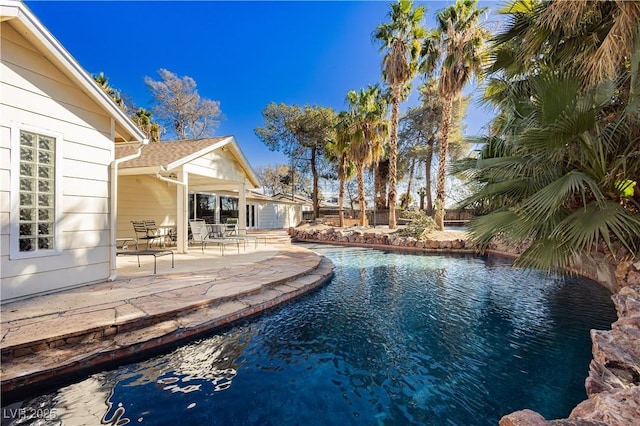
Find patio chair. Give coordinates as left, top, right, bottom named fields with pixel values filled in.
left=189, top=220, right=240, bottom=255
left=215, top=223, right=263, bottom=249
left=131, top=220, right=164, bottom=249
left=224, top=218, right=239, bottom=236
left=209, top=223, right=252, bottom=250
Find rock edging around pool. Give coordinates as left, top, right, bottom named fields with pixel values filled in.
left=290, top=226, right=640, bottom=426
left=289, top=226, right=475, bottom=253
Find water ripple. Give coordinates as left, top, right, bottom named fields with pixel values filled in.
left=7, top=245, right=617, bottom=425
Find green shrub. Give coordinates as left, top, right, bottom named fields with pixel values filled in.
left=395, top=210, right=437, bottom=240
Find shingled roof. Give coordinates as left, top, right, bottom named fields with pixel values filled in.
left=116, top=137, right=229, bottom=169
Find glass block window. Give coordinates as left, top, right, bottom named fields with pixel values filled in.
left=18, top=130, right=56, bottom=252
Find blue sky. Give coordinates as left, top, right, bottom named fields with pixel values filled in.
left=27, top=1, right=501, bottom=168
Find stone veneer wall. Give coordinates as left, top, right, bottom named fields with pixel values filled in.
left=290, top=227, right=640, bottom=426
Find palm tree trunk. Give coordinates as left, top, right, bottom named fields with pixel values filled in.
left=388, top=90, right=400, bottom=229
left=357, top=164, right=367, bottom=226
left=435, top=96, right=453, bottom=231
left=311, top=147, right=319, bottom=219
left=402, top=158, right=416, bottom=209
left=338, top=155, right=346, bottom=227
left=375, top=160, right=389, bottom=210
left=425, top=142, right=434, bottom=215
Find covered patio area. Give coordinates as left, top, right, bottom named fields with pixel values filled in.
left=114, top=137, right=261, bottom=255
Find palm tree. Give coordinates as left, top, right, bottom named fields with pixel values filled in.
left=423, top=0, right=489, bottom=231
left=375, top=0, right=426, bottom=229
left=519, top=1, right=640, bottom=87
left=94, top=72, right=124, bottom=108
left=326, top=112, right=357, bottom=227
left=453, top=0, right=640, bottom=273
left=458, top=72, right=640, bottom=271
left=346, top=86, right=389, bottom=226
left=132, top=107, right=161, bottom=142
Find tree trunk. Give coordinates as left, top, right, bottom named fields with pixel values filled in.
left=357, top=164, right=367, bottom=226
left=290, top=158, right=295, bottom=203
left=435, top=96, right=453, bottom=231
left=311, top=147, right=319, bottom=219
left=374, top=160, right=389, bottom=210
left=402, top=158, right=416, bottom=209
left=425, top=142, right=434, bottom=215
left=388, top=90, right=400, bottom=229
left=338, top=155, right=346, bottom=227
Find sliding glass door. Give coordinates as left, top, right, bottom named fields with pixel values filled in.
left=189, top=193, right=217, bottom=223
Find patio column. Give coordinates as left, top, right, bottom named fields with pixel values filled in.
left=238, top=182, right=247, bottom=234
left=177, top=170, right=189, bottom=253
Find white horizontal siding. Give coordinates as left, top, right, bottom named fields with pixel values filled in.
left=63, top=195, right=109, bottom=214
left=63, top=176, right=109, bottom=199
left=63, top=157, right=110, bottom=181
left=1, top=244, right=110, bottom=277
left=61, top=229, right=109, bottom=250
left=2, top=24, right=76, bottom=91
left=116, top=175, right=177, bottom=239
left=185, top=151, right=245, bottom=183
left=64, top=138, right=112, bottom=162
left=0, top=211, right=9, bottom=238
left=1, top=22, right=117, bottom=301
left=1, top=84, right=112, bottom=138
left=1, top=251, right=110, bottom=300
left=258, top=204, right=277, bottom=229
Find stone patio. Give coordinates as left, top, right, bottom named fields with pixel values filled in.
left=1, top=233, right=334, bottom=394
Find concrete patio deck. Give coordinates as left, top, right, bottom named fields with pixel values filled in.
left=0, top=232, right=334, bottom=395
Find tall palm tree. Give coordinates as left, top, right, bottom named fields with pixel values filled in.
left=424, top=0, right=489, bottom=230
left=346, top=86, right=389, bottom=226
left=375, top=0, right=426, bottom=229
left=326, top=112, right=357, bottom=227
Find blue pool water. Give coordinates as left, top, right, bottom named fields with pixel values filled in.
left=7, top=245, right=617, bottom=425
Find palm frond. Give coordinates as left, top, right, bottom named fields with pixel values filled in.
left=519, top=171, right=602, bottom=222
left=553, top=201, right=640, bottom=259
left=467, top=209, right=519, bottom=249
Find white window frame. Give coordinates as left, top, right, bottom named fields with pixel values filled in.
left=10, top=123, right=63, bottom=260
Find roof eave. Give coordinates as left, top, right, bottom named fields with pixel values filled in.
left=163, top=137, right=261, bottom=189
left=163, top=137, right=234, bottom=171
left=225, top=137, right=261, bottom=188
left=1, top=0, right=146, bottom=143
left=117, top=166, right=162, bottom=176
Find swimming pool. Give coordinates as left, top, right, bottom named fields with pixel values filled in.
left=6, top=245, right=616, bottom=425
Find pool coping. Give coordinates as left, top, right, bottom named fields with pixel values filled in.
left=0, top=244, right=334, bottom=398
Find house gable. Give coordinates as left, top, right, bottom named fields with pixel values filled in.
left=0, top=0, right=145, bottom=302
left=117, top=138, right=261, bottom=189
left=1, top=0, right=145, bottom=143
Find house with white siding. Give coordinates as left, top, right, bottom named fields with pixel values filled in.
left=116, top=138, right=262, bottom=253
left=116, top=139, right=306, bottom=252
left=246, top=190, right=307, bottom=229
left=0, top=0, right=147, bottom=301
